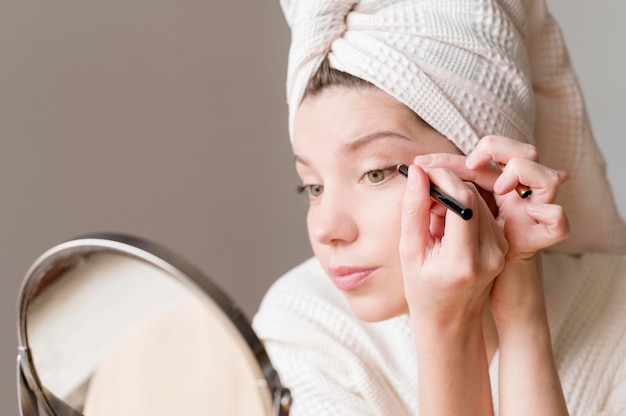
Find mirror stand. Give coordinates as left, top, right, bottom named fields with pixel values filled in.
left=16, top=233, right=292, bottom=416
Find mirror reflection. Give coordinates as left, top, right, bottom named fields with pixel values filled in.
left=23, top=248, right=274, bottom=415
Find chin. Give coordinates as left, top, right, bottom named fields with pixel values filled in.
left=349, top=297, right=408, bottom=322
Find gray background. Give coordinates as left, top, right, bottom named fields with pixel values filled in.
left=1, top=0, right=624, bottom=413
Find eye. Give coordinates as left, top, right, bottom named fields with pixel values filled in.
left=296, top=184, right=324, bottom=198
left=366, top=169, right=385, bottom=183
left=309, top=184, right=324, bottom=197
left=363, top=166, right=397, bottom=185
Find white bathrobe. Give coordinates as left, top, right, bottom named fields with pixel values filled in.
left=253, top=253, right=626, bottom=415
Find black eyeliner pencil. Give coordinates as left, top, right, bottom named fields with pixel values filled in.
left=397, top=164, right=473, bottom=221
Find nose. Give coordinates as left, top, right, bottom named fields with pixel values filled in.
left=308, top=191, right=358, bottom=246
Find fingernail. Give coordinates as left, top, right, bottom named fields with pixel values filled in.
left=414, top=154, right=433, bottom=166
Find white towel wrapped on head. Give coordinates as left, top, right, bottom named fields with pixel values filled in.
left=281, top=0, right=626, bottom=255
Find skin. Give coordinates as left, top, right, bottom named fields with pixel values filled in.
left=293, top=85, right=464, bottom=321
left=293, top=85, right=570, bottom=415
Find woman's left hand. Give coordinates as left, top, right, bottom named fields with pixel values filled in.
left=413, top=135, right=570, bottom=324
left=416, top=135, right=569, bottom=262
left=466, top=135, right=569, bottom=261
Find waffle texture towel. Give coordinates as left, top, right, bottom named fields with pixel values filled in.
left=254, top=253, right=626, bottom=415
left=281, top=0, right=626, bottom=254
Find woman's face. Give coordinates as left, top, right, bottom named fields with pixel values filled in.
left=292, top=86, right=460, bottom=322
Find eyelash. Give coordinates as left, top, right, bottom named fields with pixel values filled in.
left=296, top=184, right=324, bottom=198
left=296, top=165, right=399, bottom=198
left=362, top=165, right=399, bottom=185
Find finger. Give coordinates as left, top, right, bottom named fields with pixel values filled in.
left=524, top=203, right=570, bottom=249
left=400, top=164, right=434, bottom=263
left=429, top=168, right=508, bottom=283
left=466, top=135, right=538, bottom=169
left=414, top=153, right=500, bottom=192
left=423, top=167, right=479, bottom=256
left=493, top=158, right=561, bottom=203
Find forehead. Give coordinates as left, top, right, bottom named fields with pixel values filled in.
left=292, top=86, right=455, bottom=157
left=294, top=87, right=417, bottom=141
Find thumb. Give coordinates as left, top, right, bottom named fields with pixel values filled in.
left=400, top=164, right=432, bottom=263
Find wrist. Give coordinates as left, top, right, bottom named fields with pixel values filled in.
left=496, top=311, right=551, bottom=344
left=490, top=257, right=548, bottom=329
left=410, top=302, right=485, bottom=341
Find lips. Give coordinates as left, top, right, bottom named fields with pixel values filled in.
left=328, top=266, right=377, bottom=291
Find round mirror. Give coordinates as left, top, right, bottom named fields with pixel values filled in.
left=16, top=233, right=291, bottom=416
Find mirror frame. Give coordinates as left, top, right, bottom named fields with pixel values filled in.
left=16, top=232, right=291, bottom=416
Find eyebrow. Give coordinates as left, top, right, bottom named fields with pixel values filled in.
left=293, top=130, right=414, bottom=166
left=345, top=130, right=414, bottom=152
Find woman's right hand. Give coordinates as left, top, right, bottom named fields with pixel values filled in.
left=399, top=163, right=507, bottom=415
left=399, top=163, right=508, bottom=327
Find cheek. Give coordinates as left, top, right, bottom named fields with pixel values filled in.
left=305, top=208, right=317, bottom=242
left=305, top=209, right=316, bottom=241
left=304, top=187, right=405, bottom=250
left=366, top=193, right=403, bottom=241
left=364, top=211, right=401, bottom=250
left=305, top=207, right=329, bottom=259
left=329, top=194, right=404, bottom=276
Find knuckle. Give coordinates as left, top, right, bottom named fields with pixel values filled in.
left=452, top=185, right=477, bottom=208
left=451, top=262, right=477, bottom=285
left=522, top=143, right=539, bottom=161
left=555, top=206, right=571, bottom=235
left=485, top=242, right=506, bottom=274
left=490, top=253, right=506, bottom=276
left=506, top=157, right=523, bottom=171
left=541, top=205, right=570, bottom=244
left=458, top=251, right=500, bottom=284
left=478, top=135, right=496, bottom=151
left=459, top=183, right=476, bottom=198
left=481, top=135, right=496, bottom=146
left=545, top=168, right=561, bottom=187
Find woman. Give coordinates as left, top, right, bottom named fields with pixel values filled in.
left=253, top=0, right=626, bottom=414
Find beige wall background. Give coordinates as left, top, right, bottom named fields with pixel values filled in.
left=1, top=0, right=624, bottom=412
